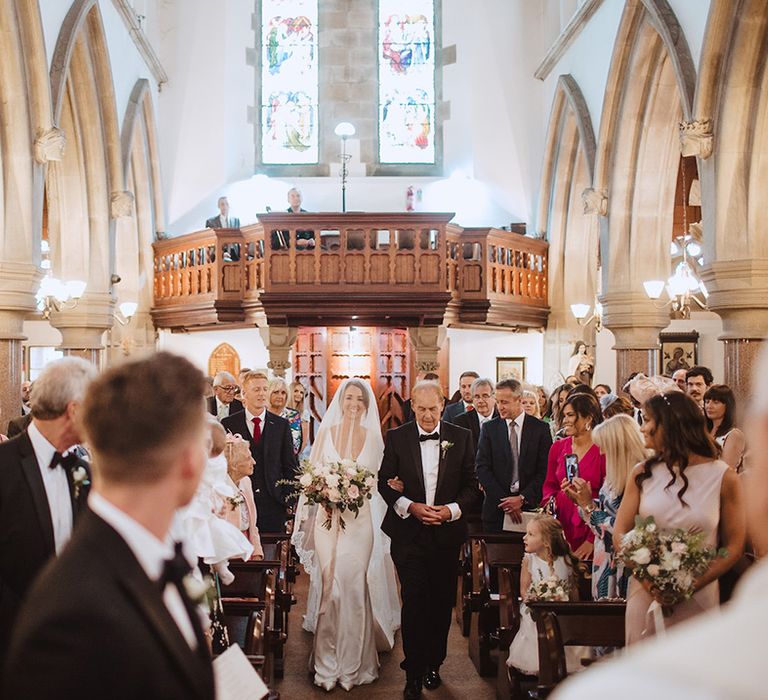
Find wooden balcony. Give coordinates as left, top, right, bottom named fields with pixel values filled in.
left=151, top=213, right=549, bottom=331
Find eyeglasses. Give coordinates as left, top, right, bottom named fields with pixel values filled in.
left=218, top=385, right=238, bottom=392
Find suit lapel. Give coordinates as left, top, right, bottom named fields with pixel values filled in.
left=407, top=422, right=426, bottom=497
left=18, top=433, right=55, bottom=554
left=90, top=515, right=211, bottom=696
left=435, top=422, right=448, bottom=498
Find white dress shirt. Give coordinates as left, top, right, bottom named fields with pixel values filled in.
left=215, top=397, right=229, bottom=421
left=477, top=411, right=493, bottom=427
left=27, top=422, right=73, bottom=554
left=244, top=408, right=267, bottom=438
left=219, top=214, right=228, bottom=228
left=88, top=491, right=198, bottom=649
left=506, top=411, right=525, bottom=493
left=394, top=425, right=461, bottom=522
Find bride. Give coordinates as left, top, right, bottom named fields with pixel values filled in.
left=291, top=378, right=401, bottom=690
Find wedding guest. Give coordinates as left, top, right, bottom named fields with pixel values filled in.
left=208, top=371, right=244, bottom=420
left=454, top=378, right=497, bottom=449
left=521, top=389, right=541, bottom=418
left=379, top=381, right=479, bottom=699
left=21, top=380, right=31, bottom=415
left=288, top=380, right=311, bottom=456
left=443, top=370, right=480, bottom=422
left=267, top=377, right=303, bottom=455
left=205, top=196, right=240, bottom=229
left=552, top=345, right=768, bottom=700
left=282, top=187, right=314, bottom=250
left=686, top=365, right=714, bottom=410
left=568, top=383, right=598, bottom=399
left=536, top=386, right=549, bottom=421
left=222, top=371, right=297, bottom=532
left=542, top=393, right=605, bottom=558
left=476, top=379, right=552, bottom=531
left=614, top=391, right=745, bottom=645
left=600, top=393, right=634, bottom=419
left=549, top=383, right=572, bottom=438
left=0, top=357, right=96, bottom=675
left=672, top=367, right=688, bottom=391
left=223, top=435, right=264, bottom=559
left=594, top=383, right=612, bottom=399
left=564, top=414, right=648, bottom=599
left=705, top=384, right=746, bottom=472
left=4, top=352, right=215, bottom=700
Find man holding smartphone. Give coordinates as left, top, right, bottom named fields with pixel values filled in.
left=475, top=379, right=553, bottom=531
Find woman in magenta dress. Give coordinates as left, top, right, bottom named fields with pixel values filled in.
left=542, top=393, right=605, bottom=559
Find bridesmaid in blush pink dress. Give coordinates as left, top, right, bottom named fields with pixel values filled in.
left=542, top=393, right=606, bottom=558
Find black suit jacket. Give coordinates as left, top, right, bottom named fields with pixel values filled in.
left=475, top=413, right=552, bottom=529
left=6, top=413, right=31, bottom=438
left=221, top=409, right=297, bottom=509
left=378, top=421, right=480, bottom=548
left=0, top=432, right=90, bottom=665
left=452, top=408, right=499, bottom=450
left=205, top=215, right=240, bottom=229
left=206, top=396, right=243, bottom=419
left=4, top=511, right=214, bottom=700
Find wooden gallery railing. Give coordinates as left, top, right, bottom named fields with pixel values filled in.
left=151, top=214, right=549, bottom=330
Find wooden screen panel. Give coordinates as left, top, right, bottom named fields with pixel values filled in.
left=208, top=343, right=241, bottom=378
left=292, top=328, right=327, bottom=444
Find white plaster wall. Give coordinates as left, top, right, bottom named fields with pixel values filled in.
left=661, top=312, right=724, bottom=382
left=446, top=328, right=545, bottom=392
left=157, top=327, right=269, bottom=376
left=593, top=327, right=617, bottom=388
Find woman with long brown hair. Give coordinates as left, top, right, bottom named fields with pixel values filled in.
left=614, top=391, right=746, bottom=645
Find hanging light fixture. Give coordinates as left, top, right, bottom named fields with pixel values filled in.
left=643, top=157, right=706, bottom=319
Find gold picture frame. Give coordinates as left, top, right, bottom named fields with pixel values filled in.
left=496, top=356, right=526, bottom=383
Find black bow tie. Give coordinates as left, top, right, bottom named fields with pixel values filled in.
left=159, top=542, right=192, bottom=590
left=48, top=451, right=81, bottom=471
left=419, top=432, right=440, bottom=442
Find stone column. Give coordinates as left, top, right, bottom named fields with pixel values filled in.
left=600, top=291, right=670, bottom=389
left=0, top=262, right=43, bottom=426
left=701, top=259, right=768, bottom=402
left=407, top=326, right=446, bottom=373
left=49, top=292, right=116, bottom=369
left=259, top=326, right=298, bottom=378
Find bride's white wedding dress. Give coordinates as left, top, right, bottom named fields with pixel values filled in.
left=292, top=380, right=401, bottom=691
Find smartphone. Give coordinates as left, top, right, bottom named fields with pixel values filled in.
left=564, top=453, right=579, bottom=482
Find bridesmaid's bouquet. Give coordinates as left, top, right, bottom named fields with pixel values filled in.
left=281, top=459, right=376, bottom=531
left=620, top=515, right=725, bottom=606
left=527, top=574, right=570, bottom=602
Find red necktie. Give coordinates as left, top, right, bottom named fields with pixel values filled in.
left=251, top=416, right=262, bottom=445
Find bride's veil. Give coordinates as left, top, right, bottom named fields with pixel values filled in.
left=291, top=378, right=400, bottom=645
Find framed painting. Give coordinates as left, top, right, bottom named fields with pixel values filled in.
left=659, top=332, right=699, bottom=376
left=496, top=356, right=526, bottom=383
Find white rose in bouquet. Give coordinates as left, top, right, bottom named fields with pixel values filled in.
left=299, top=472, right=313, bottom=487
left=632, top=547, right=652, bottom=565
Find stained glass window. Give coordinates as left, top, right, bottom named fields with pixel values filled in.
left=378, top=0, right=436, bottom=164
left=260, top=0, right=319, bottom=164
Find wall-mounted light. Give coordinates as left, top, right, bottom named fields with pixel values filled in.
left=36, top=277, right=87, bottom=320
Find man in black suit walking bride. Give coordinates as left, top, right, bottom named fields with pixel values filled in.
left=379, top=380, right=480, bottom=699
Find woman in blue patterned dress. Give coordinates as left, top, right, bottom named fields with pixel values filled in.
left=267, top=378, right=303, bottom=455
left=564, top=414, right=649, bottom=599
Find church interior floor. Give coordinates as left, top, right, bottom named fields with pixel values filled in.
left=276, top=571, right=496, bottom=698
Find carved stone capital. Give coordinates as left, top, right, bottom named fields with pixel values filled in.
left=110, top=191, right=135, bottom=218
left=581, top=188, right=608, bottom=216
left=267, top=359, right=291, bottom=372
left=679, top=119, right=713, bottom=159
left=33, top=127, right=66, bottom=163
left=414, top=360, right=439, bottom=373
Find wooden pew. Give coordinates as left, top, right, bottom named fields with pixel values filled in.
left=494, top=564, right=524, bottom=700
left=466, top=532, right=526, bottom=677
left=527, top=601, right=626, bottom=698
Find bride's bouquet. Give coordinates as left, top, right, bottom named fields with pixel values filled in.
left=282, top=459, right=376, bottom=531
left=527, top=574, right=570, bottom=602
left=620, top=515, right=725, bottom=607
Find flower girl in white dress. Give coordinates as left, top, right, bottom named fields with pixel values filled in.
left=508, top=514, right=587, bottom=675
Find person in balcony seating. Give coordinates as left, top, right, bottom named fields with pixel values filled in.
left=205, top=196, right=240, bottom=261
left=274, top=187, right=315, bottom=250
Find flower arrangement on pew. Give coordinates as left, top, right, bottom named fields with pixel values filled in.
left=620, top=515, right=726, bottom=610
left=526, top=573, right=571, bottom=602
left=280, top=459, right=376, bottom=531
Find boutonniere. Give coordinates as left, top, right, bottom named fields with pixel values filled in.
left=71, top=466, right=90, bottom=499
left=183, top=574, right=216, bottom=607
left=228, top=492, right=245, bottom=510
left=440, top=440, right=454, bottom=457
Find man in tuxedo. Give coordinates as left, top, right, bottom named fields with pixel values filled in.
left=222, top=371, right=297, bottom=532
left=4, top=352, right=215, bottom=700
left=0, top=358, right=96, bottom=678
left=402, top=372, right=442, bottom=424
left=6, top=412, right=31, bottom=438
left=207, top=370, right=244, bottom=420
left=475, top=378, right=552, bottom=532
left=451, top=377, right=498, bottom=448
left=442, top=370, right=479, bottom=422
left=379, top=381, right=480, bottom=699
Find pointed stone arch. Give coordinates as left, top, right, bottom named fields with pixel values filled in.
left=537, top=74, right=599, bottom=383
left=46, top=0, right=128, bottom=351
left=592, top=0, right=695, bottom=383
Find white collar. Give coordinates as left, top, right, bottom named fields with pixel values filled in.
left=245, top=407, right=267, bottom=424
left=88, top=491, right=172, bottom=581
left=506, top=412, right=525, bottom=429
left=417, top=423, right=440, bottom=437
left=27, top=421, right=58, bottom=471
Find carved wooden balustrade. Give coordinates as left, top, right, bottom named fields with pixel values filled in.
left=151, top=213, right=549, bottom=331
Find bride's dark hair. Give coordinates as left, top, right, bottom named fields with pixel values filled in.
left=341, top=378, right=370, bottom=411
